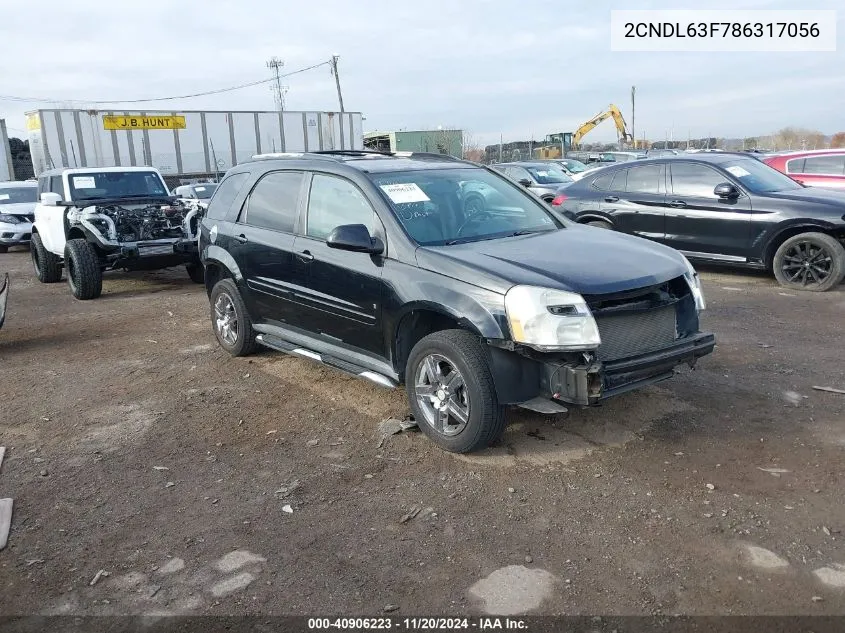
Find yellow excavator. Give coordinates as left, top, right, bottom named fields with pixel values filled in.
left=538, top=104, right=634, bottom=158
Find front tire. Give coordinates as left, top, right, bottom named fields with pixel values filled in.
left=186, top=262, right=205, bottom=284
left=772, top=232, right=845, bottom=292
left=210, top=278, right=257, bottom=356
left=0, top=246, right=7, bottom=254
left=405, top=329, right=506, bottom=453
left=31, top=234, right=62, bottom=283
left=64, top=239, right=103, bottom=300
left=585, top=220, right=613, bottom=230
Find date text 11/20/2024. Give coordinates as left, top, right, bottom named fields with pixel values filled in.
left=307, top=617, right=528, bottom=630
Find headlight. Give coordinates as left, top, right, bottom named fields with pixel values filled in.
left=0, top=214, right=21, bottom=224
left=681, top=255, right=706, bottom=311
left=504, top=285, right=601, bottom=351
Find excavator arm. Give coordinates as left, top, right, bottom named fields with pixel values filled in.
left=609, top=105, right=633, bottom=144
left=572, top=104, right=633, bottom=148
left=572, top=110, right=613, bottom=146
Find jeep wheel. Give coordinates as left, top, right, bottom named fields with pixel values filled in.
left=586, top=220, right=613, bottom=230
left=210, top=278, right=256, bottom=356
left=65, top=239, right=103, bottom=301
left=773, top=232, right=845, bottom=292
left=406, top=329, right=506, bottom=453
left=31, top=234, right=62, bottom=283
left=186, top=263, right=205, bottom=284
left=64, top=239, right=103, bottom=300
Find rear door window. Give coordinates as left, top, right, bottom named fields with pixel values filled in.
left=591, top=172, right=614, bottom=191
left=625, top=164, right=663, bottom=194
left=801, top=155, right=845, bottom=175
left=610, top=169, right=628, bottom=192
left=206, top=172, right=249, bottom=221
left=239, top=171, right=304, bottom=233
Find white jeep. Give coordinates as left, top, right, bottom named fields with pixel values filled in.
left=31, top=167, right=204, bottom=300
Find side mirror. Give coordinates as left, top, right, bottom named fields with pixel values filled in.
left=714, top=183, right=739, bottom=199
left=326, top=224, right=384, bottom=255
left=40, top=192, right=62, bottom=205
left=518, top=178, right=532, bottom=187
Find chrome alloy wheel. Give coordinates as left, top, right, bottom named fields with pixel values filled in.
left=414, top=353, right=470, bottom=437
left=214, top=292, right=238, bottom=346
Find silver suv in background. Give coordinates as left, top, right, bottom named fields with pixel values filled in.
left=0, top=181, right=37, bottom=253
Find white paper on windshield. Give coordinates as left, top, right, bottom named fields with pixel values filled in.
left=380, top=183, right=430, bottom=204
left=0, top=194, right=9, bottom=201
left=73, top=176, right=97, bottom=189
left=725, top=166, right=750, bottom=178
left=195, top=186, right=206, bottom=192
left=536, top=171, right=548, bottom=177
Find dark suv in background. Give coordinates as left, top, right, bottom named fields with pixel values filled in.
left=553, top=154, right=845, bottom=291
left=199, top=151, right=714, bottom=453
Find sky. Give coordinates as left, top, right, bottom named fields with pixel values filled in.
left=1, top=0, right=844, bottom=147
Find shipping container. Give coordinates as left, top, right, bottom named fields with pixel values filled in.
left=25, top=109, right=364, bottom=184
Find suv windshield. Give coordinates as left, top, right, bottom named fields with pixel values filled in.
left=525, top=166, right=572, bottom=184
left=370, top=168, right=561, bottom=246
left=559, top=159, right=587, bottom=173
left=722, top=158, right=803, bottom=193
left=192, top=184, right=217, bottom=199
left=0, top=187, right=37, bottom=205
left=68, top=171, right=169, bottom=201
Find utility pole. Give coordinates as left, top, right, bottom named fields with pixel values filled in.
left=266, top=57, right=287, bottom=111
left=631, top=85, right=636, bottom=149
left=499, top=134, right=503, bottom=163
left=330, top=55, right=345, bottom=112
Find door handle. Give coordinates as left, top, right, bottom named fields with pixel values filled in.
left=297, top=250, right=314, bottom=262
left=668, top=200, right=687, bottom=208
left=234, top=234, right=249, bottom=244
left=604, top=196, right=619, bottom=203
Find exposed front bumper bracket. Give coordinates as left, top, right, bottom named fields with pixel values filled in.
left=546, top=332, right=716, bottom=406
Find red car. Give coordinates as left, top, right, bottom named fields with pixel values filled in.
left=764, top=150, right=845, bottom=190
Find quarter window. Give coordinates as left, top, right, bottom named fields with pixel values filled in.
left=306, top=174, right=375, bottom=240
left=240, top=171, right=303, bottom=233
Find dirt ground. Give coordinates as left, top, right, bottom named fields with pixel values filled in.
left=0, top=247, right=843, bottom=617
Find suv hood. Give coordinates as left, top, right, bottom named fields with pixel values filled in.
left=418, top=226, right=688, bottom=296
left=0, top=202, right=36, bottom=215
left=765, top=187, right=845, bottom=209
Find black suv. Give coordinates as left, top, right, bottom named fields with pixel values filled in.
left=553, top=154, right=845, bottom=291
left=198, top=151, right=714, bottom=453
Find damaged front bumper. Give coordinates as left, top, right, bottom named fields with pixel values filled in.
left=488, top=332, right=716, bottom=409
left=543, top=332, right=716, bottom=406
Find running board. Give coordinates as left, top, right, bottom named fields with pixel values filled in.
left=255, top=334, right=398, bottom=389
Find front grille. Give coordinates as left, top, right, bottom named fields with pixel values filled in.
left=139, top=244, right=175, bottom=256
left=594, top=304, right=677, bottom=361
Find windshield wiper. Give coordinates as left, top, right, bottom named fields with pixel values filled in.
left=508, top=229, right=553, bottom=237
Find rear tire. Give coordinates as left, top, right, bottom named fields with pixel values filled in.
left=31, top=234, right=62, bottom=283
left=0, top=246, right=7, bottom=254
left=186, top=262, right=205, bottom=284
left=210, top=278, right=257, bottom=356
left=772, top=232, right=845, bottom=292
left=585, top=220, right=613, bottom=230
left=405, top=329, right=506, bottom=453
left=64, top=239, right=103, bottom=300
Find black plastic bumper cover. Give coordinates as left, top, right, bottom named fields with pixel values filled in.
left=548, top=332, right=716, bottom=405
left=488, top=332, right=716, bottom=406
